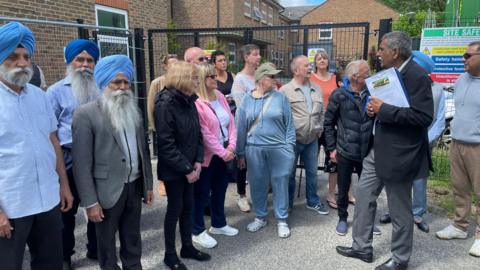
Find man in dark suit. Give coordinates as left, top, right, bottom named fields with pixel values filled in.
left=336, top=31, right=433, bottom=270
left=72, top=55, right=154, bottom=270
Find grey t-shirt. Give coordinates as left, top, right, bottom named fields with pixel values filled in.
left=231, top=73, right=255, bottom=107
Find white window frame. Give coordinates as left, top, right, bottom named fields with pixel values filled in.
left=95, top=5, right=130, bottom=57
left=261, top=2, right=267, bottom=24
left=244, top=0, right=251, bottom=17
left=278, top=29, right=285, bottom=39
left=253, top=0, right=262, bottom=21
left=268, top=6, right=273, bottom=26
left=291, top=23, right=299, bottom=33
left=318, top=22, right=333, bottom=40
left=228, top=43, right=236, bottom=64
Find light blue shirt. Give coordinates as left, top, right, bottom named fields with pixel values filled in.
left=0, top=82, right=60, bottom=219
left=428, top=82, right=445, bottom=144
left=210, top=99, right=230, bottom=143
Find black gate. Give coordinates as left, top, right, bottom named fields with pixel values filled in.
left=148, top=22, right=370, bottom=84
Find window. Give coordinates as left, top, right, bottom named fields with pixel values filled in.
left=270, top=50, right=284, bottom=68
left=261, top=3, right=267, bottom=24
left=278, top=29, right=285, bottom=40
left=318, top=23, right=333, bottom=40
left=95, top=5, right=129, bottom=57
left=228, top=43, right=236, bottom=64
left=253, top=0, right=262, bottom=21
left=290, top=23, right=299, bottom=33
left=268, top=6, right=273, bottom=26
left=244, top=0, right=251, bottom=17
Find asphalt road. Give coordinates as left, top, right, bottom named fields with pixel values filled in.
left=23, top=159, right=479, bottom=270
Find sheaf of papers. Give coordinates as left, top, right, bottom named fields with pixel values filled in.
left=365, top=67, right=410, bottom=108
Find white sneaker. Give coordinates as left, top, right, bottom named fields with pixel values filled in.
left=192, top=230, right=217, bottom=249
left=469, top=239, right=480, bottom=257
left=277, top=221, right=291, bottom=238
left=246, top=218, right=267, bottom=232
left=436, top=224, right=468, bottom=240
left=237, top=197, right=251, bottom=212
left=209, top=225, right=239, bottom=236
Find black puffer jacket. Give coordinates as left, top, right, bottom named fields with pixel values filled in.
left=324, top=87, right=373, bottom=162
left=154, top=88, right=204, bottom=181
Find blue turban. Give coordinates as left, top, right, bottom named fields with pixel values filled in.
left=0, top=22, right=35, bottom=64
left=412, top=51, right=435, bottom=74
left=94, top=55, right=134, bottom=90
left=64, top=39, right=100, bottom=64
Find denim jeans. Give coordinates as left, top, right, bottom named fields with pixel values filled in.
left=289, top=140, right=320, bottom=208
left=412, top=177, right=427, bottom=222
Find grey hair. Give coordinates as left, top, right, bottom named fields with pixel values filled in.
left=469, top=41, right=480, bottom=51
left=241, top=44, right=260, bottom=59
left=381, top=31, right=412, bottom=60
left=290, top=55, right=308, bottom=73
left=345, top=60, right=368, bottom=80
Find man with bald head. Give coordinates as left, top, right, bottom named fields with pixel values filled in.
left=47, top=38, right=100, bottom=269
left=0, top=22, right=73, bottom=270
left=184, top=46, right=207, bottom=64
left=72, top=55, right=154, bottom=270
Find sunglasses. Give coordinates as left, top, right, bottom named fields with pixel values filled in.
left=463, top=52, right=480, bottom=60
left=197, top=57, right=207, bottom=62
left=206, top=74, right=217, bottom=80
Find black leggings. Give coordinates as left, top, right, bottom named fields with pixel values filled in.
left=164, top=178, right=194, bottom=255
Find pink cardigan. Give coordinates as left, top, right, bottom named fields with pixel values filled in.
left=195, top=90, right=237, bottom=167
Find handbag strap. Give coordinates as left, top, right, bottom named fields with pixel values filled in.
left=247, top=93, right=274, bottom=137
left=206, top=101, right=227, bottom=141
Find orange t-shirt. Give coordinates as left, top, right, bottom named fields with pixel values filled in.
left=310, top=73, right=337, bottom=109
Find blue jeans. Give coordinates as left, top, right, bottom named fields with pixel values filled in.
left=412, top=177, right=427, bottom=222
left=192, top=156, right=229, bottom=235
left=246, top=145, right=295, bottom=220
left=289, top=140, right=320, bottom=208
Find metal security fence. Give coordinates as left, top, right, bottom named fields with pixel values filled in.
left=148, top=22, right=370, bottom=83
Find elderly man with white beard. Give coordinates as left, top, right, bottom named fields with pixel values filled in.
left=0, top=22, right=73, bottom=270
left=46, top=38, right=100, bottom=270
left=72, top=55, right=154, bottom=270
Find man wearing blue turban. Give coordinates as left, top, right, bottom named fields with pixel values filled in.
left=46, top=38, right=100, bottom=270
left=72, top=54, right=153, bottom=270
left=0, top=22, right=73, bottom=270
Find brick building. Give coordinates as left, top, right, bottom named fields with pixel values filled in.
left=0, top=0, right=170, bottom=86
left=300, top=0, right=399, bottom=63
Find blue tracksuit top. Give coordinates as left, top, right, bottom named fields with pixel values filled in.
left=236, top=89, right=296, bottom=158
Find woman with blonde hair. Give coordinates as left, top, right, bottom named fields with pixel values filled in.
left=191, top=63, right=238, bottom=249
left=147, top=54, right=178, bottom=196
left=154, top=61, right=210, bottom=270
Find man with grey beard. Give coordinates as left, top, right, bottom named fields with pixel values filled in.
left=46, top=38, right=100, bottom=270
left=72, top=55, right=154, bottom=270
left=0, top=22, right=73, bottom=270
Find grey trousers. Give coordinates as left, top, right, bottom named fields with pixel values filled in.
left=352, top=149, right=414, bottom=264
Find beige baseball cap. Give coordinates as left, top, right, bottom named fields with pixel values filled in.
left=255, top=62, right=282, bottom=81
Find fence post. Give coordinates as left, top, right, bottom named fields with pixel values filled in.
left=76, top=19, right=89, bottom=39
left=194, top=32, right=200, bottom=47
left=134, top=28, right=149, bottom=146
left=378, top=18, right=392, bottom=47
left=302, top=27, right=309, bottom=56
left=147, top=30, right=158, bottom=155
left=363, top=23, right=370, bottom=60
left=243, top=29, right=252, bottom=44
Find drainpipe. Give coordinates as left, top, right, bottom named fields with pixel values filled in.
left=217, top=0, right=220, bottom=28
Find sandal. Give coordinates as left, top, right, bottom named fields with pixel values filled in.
left=327, top=199, right=338, bottom=209
left=277, top=222, right=291, bottom=238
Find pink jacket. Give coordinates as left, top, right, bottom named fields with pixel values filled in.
left=195, top=90, right=237, bottom=167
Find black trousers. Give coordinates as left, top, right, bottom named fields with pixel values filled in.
left=62, top=167, right=97, bottom=260
left=236, top=167, right=247, bottom=196
left=337, top=153, right=363, bottom=220
left=96, top=180, right=143, bottom=270
left=164, top=177, right=194, bottom=256
left=0, top=205, right=63, bottom=270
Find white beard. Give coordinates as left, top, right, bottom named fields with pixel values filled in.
left=0, top=64, right=33, bottom=88
left=66, top=65, right=99, bottom=104
left=101, top=89, right=141, bottom=132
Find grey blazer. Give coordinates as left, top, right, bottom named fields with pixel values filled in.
left=72, top=99, right=153, bottom=209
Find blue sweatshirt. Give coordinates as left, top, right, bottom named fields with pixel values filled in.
left=236, top=89, right=296, bottom=158
left=451, top=72, right=480, bottom=144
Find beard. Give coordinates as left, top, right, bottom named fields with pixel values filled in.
left=66, top=65, right=99, bottom=104
left=101, top=89, right=141, bottom=132
left=0, top=64, right=33, bottom=88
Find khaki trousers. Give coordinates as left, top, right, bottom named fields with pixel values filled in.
left=450, top=141, right=480, bottom=238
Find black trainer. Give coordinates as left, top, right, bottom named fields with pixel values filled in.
left=180, top=246, right=211, bottom=261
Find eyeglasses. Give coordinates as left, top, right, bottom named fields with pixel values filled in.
left=206, top=74, right=217, bottom=80
left=197, top=57, right=207, bottom=62
left=110, top=79, right=130, bottom=86
left=463, top=52, right=480, bottom=60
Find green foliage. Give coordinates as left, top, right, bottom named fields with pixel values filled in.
left=430, top=147, right=450, bottom=181
left=380, top=0, right=446, bottom=13
left=167, top=21, right=181, bottom=54
left=392, top=11, right=428, bottom=37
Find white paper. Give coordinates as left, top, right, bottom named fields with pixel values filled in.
left=366, top=67, right=410, bottom=108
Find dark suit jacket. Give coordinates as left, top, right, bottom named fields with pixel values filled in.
left=374, top=59, right=433, bottom=182
left=72, top=100, right=153, bottom=209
